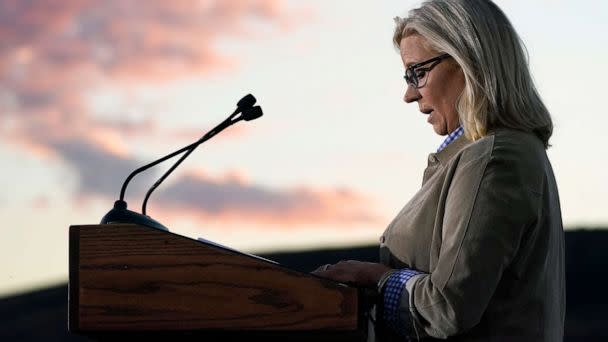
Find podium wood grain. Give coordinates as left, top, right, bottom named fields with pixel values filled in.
left=69, top=224, right=361, bottom=334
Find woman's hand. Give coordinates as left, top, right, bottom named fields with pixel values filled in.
left=311, top=260, right=393, bottom=288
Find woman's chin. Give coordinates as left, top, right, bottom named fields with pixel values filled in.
left=431, top=124, right=448, bottom=136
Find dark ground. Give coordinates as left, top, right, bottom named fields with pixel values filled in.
left=1, top=229, right=606, bottom=341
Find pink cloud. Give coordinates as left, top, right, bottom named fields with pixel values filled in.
left=30, top=196, right=51, bottom=210
left=0, top=1, right=381, bottom=228
left=0, top=0, right=307, bottom=179
left=152, top=172, right=381, bottom=226
left=1, top=0, right=305, bottom=83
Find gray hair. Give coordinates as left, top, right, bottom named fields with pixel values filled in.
left=394, top=0, right=553, bottom=148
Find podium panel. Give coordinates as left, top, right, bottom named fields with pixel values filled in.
left=69, top=224, right=368, bottom=341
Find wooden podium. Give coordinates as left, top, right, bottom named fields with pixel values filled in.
left=69, top=224, right=372, bottom=341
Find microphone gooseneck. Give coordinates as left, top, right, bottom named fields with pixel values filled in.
left=100, top=94, right=262, bottom=230
left=118, top=94, right=257, bottom=202
left=141, top=105, right=263, bottom=215
left=118, top=140, right=198, bottom=202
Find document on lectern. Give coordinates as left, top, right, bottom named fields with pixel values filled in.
left=197, top=236, right=279, bottom=265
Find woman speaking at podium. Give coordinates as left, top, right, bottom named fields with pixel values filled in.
left=312, top=0, right=565, bottom=340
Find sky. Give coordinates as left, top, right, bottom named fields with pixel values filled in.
left=1, top=0, right=607, bottom=297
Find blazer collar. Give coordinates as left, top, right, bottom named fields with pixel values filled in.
left=431, top=135, right=471, bottom=165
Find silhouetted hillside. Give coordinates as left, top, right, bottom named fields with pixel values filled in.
left=1, top=229, right=607, bottom=340
left=562, top=229, right=608, bottom=339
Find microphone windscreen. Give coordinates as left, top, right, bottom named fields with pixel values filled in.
left=242, top=106, right=263, bottom=121
left=237, top=94, right=256, bottom=109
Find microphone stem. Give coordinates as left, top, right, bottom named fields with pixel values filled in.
left=141, top=118, right=235, bottom=215
left=119, top=140, right=199, bottom=202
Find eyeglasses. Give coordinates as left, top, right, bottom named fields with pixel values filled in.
left=404, top=53, right=451, bottom=89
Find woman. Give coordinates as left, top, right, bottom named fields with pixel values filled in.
left=312, top=0, right=565, bottom=340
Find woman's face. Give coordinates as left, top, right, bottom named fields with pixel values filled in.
left=400, top=34, right=465, bottom=136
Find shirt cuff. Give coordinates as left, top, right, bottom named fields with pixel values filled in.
left=382, top=268, right=424, bottom=337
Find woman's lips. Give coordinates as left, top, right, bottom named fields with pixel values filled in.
left=427, top=110, right=434, bottom=123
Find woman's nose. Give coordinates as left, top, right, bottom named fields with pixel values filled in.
left=404, top=85, right=421, bottom=103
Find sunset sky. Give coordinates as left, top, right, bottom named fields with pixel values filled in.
left=1, top=0, right=607, bottom=297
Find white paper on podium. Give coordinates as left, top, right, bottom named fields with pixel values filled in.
left=197, top=237, right=279, bottom=265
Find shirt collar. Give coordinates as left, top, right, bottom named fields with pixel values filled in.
left=437, top=125, right=464, bottom=152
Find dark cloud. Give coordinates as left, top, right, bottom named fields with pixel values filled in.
left=48, top=137, right=150, bottom=198
left=159, top=174, right=316, bottom=213
left=154, top=173, right=380, bottom=225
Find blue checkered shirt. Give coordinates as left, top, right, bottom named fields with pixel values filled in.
left=437, top=125, right=464, bottom=152
left=382, top=269, right=423, bottom=336
left=381, top=127, right=464, bottom=337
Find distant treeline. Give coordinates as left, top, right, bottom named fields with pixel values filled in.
left=0, top=229, right=606, bottom=341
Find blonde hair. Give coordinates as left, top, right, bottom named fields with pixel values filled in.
left=394, top=0, right=553, bottom=148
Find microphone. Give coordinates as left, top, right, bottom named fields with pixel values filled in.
left=100, top=94, right=262, bottom=230
left=241, top=106, right=263, bottom=121
left=140, top=105, right=263, bottom=215
left=236, top=93, right=256, bottom=110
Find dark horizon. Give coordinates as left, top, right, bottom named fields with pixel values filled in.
left=1, top=228, right=607, bottom=341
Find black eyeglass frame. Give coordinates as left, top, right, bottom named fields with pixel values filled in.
left=404, top=53, right=451, bottom=89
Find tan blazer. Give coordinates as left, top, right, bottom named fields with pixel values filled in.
left=379, top=128, right=565, bottom=341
